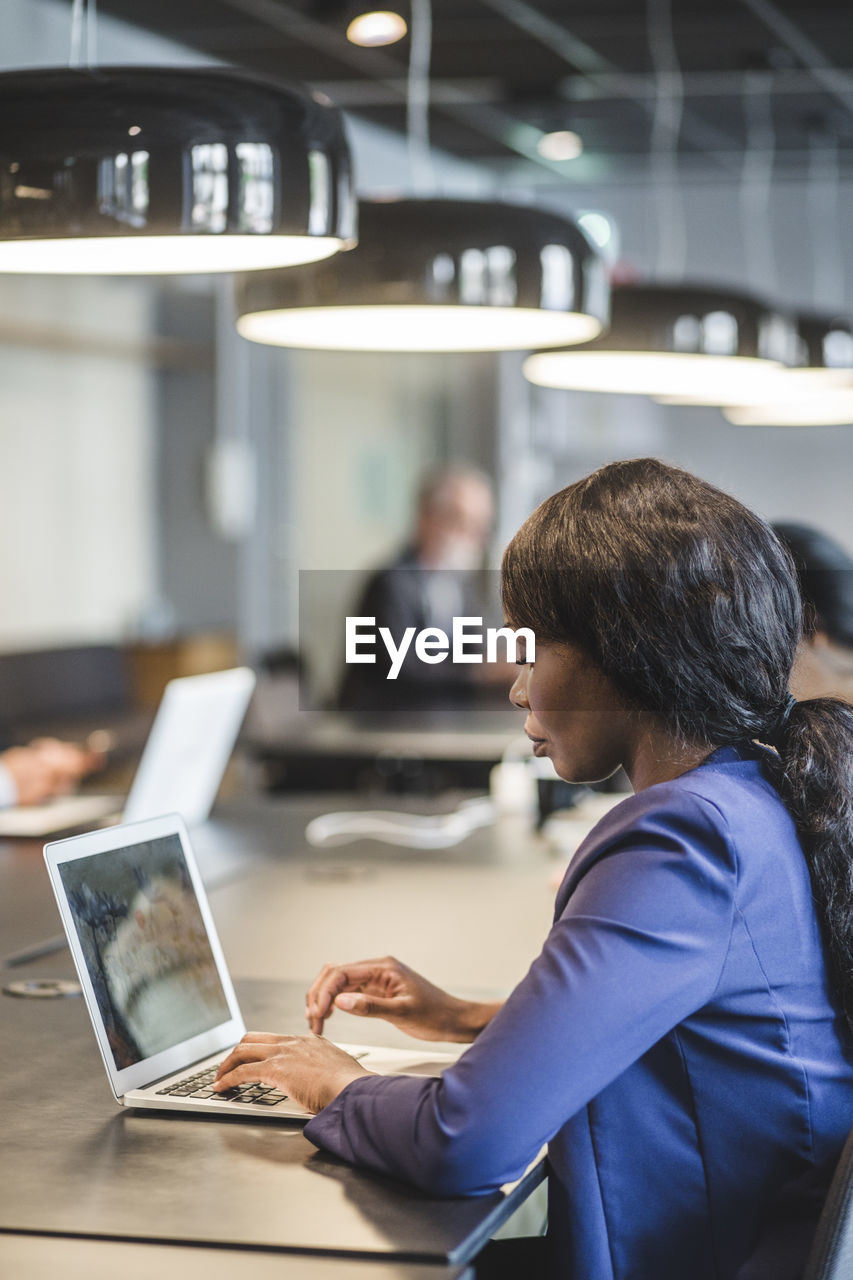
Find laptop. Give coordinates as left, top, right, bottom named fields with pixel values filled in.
left=0, top=667, right=256, bottom=837
left=44, top=813, right=459, bottom=1120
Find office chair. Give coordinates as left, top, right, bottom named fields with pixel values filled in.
left=803, top=1125, right=853, bottom=1280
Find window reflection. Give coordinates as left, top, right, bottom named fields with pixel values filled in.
left=486, top=245, right=517, bottom=306
left=703, top=310, right=739, bottom=355
left=540, top=243, right=576, bottom=310
left=824, top=328, right=853, bottom=368
left=190, top=143, right=229, bottom=233
left=97, top=150, right=150, bottom=227
left=759, top=314, right=796, bottom=364
left=459, top=245, right=517, bottom=305
left=672, top=314, right=702, bottom=351
left=235, top=142, right=274, bottom=234
left=429, top=251, right=455, bottom=299
left=460, top=248, right=486, bottom=304
left=307, top=149, right=331, bottom=236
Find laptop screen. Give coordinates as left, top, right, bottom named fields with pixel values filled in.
left=57, top=832, right=232, bottom=1071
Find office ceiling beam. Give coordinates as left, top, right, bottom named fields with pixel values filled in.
left=215, top=0, right=574, bottom=176
left=739, top=0, right=853, bottom=117
left=479, top=0, right=741, bottom=169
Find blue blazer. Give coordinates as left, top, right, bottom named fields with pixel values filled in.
left=305, top=745, right=853, bottom=1279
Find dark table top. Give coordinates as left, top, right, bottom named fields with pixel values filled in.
left=247, top=711, right=522, bottom=763
left=0, top=972, right=541, bottom=1264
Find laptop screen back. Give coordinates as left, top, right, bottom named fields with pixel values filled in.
left=123, top=667, right=256, bottom=828
left=47, top=817, right=245, bottom=1097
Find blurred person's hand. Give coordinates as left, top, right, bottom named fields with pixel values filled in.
left=1, top=738, right=104, bottom=805
left=305, top=955, right=502, bottom=1042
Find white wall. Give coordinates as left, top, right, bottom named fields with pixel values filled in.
left=0, top=278, right=156, bottom=648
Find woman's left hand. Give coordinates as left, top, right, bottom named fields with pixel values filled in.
left=213, top=1032, right=373, bottom=1113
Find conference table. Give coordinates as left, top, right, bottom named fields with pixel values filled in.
left=1, top=792, right=562, bottom=1278
left=247, top=708, right=524, bottom=793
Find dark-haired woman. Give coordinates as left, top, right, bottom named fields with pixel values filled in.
left=773, top=521, right=853, bottom=704
left=215, top=460, right=853, bottom=1280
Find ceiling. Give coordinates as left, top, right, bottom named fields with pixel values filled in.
left=96, top=0, right=853, bottom=186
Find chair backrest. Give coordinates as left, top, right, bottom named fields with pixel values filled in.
left=0, top=644, right=130, bottom=734
left=804, top=1125, right=853, bottom=1280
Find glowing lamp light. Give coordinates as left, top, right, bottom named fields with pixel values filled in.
left=537, top=130, right=584, bottom=162
left=346, top=11, right=408, bottom=47
left=723, top=393, right=853, bottom=427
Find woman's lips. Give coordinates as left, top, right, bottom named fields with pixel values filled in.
left=526, top=731, right=547, bottom=756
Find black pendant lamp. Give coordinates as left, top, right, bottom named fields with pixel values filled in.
left=0, top=67, right=356, bottom=274
left=721, top=313, right=853, bottom=425
left=659, top=310, right=853, bottom=409
left=234, top=197, right=609, bottom=352
left=523, top=282, right=796, bottom=401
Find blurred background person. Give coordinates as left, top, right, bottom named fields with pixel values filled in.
left=773, top=522, right=853, bottom=703
left=338, top=465, right=508, bottom=714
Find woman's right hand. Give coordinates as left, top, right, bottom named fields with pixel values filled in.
left=304, top=956, right=501, bottom=1042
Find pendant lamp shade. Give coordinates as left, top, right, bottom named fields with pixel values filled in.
left=235, top=198, right=609, bottom=352
left=794, top=312, right=853, bottom=378
left=523, top=283, right=796, bottom=401
left=721, top=314, right=853, bottom=423
left=0, top=67, right=356, bottom=274
left=658, top=312, right=853, bottom=406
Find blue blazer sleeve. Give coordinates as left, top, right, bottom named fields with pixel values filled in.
left=304, top=788, right=738, bottom=1195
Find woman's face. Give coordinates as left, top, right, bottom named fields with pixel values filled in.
left=509, top=639, right=634, bottom=784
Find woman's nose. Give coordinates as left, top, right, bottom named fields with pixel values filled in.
left=509, top=669, right=530, bottom=709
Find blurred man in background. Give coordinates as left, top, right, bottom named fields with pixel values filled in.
left=773, top=521, right=853, bottom=704
left=339, top=465, right=503, bottom=713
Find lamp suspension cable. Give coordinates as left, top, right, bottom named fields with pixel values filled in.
left=407, top=0, right=435, bottom=195
left=647, top=0, right=686, bottom=280
left=808, top=124, right=844, bottom=313
left=87, top=0, right=98, bottom=70
left=69, top=0, right=98, bottom=69
left=739, top=67, right=777, bottom=299
left=68, top=0, right=86, bottom=68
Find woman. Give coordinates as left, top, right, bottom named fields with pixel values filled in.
left=215, top=459, right=853, bottom=1280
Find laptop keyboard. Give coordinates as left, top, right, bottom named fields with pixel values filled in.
left=154, top=1050, right=369, bottom=1107
left=155, top=1064, right=289, bottom=1107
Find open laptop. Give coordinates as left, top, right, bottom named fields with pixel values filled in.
left=44, top=813, right=458, bottom=1120
left=0, top=667, right=256, bottom=838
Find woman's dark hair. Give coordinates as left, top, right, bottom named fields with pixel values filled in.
left=502, top=458, right=853, bottom=1034
left=772, top=521, right=853, bottom=648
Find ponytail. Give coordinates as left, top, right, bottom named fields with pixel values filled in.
left=773, top=698, right=853, bottom=1036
